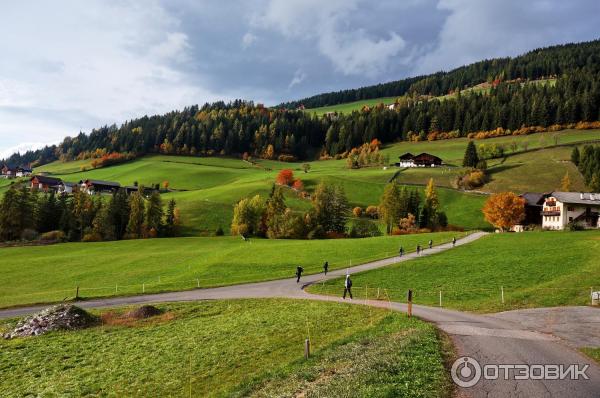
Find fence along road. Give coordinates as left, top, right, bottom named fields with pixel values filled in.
left=1, top=230, right=599, bottom=397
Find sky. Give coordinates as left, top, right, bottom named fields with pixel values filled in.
left=1, top=0, right=599, bottom=159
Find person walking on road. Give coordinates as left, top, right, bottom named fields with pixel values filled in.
left=428, top=239, right=433, bottom=249
left=398, top=246, right=404, bottom=257
left=452, top=237, right=456, bottom=247
left=323, top=261, right=329, bottom=275
left=416, top=245, right=421, bottom=255
left=343, top=274, right=353, bottom=299
left=295, top=266, right=304, bottom=283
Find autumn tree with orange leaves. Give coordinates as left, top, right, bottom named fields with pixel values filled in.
left=482, top=192, right=525, bottom=231
left=276, top=169, right=295, bottom=186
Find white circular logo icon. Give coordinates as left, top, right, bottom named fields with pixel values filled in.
left=451, top=356, right=482, bottom=387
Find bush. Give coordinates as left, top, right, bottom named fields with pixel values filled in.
left=277, top=154, right=297, bottom=162
left=476, top=159, right=488, bottom=170
left=348, top=219, right=382, bottom=238
left=365, top=205, right=379, bottom=219
left=40, top=230, right=66, bottom=242
left=82, top=232, right=102, bottom=242
left=21, top=229, right=39, bottom=241
left=352, top=207, right=363, bottom=217
left=215, top=226, right=224, bottom=236
left=568, top=222, right=584, bottom=231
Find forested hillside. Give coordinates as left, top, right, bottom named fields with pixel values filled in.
left=4, top=40, right=600, bottom=168
left=279, top=39, right=600, bottom=109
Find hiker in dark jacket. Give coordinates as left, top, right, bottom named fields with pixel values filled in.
left=416, top=245, right=421, bottom=255
left=323, top=261, right=329, bottom=275
left=452, top=237, right=457, bottom=247
left=296, top=266, right=304, bottom=283
left=428, top=239, right=433, bottom=249
left=399, top=246, right=404, bottom=257
left=343, top=275, right=353, bottom=299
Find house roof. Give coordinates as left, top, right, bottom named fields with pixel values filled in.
left=17, top=167, right=32, bottom=172
left=60, top=181, right=77, bottom=187
left=398, top=153, right=414, bottom=160
left=83, top=179, right=121, bottom=188
left=550, top=191, right=600, bottom=206
left=413, top=152, right=443, bottom=162
left=31, top=175, right=62, bottom=185
left=520, top=192, right=547, bottom=206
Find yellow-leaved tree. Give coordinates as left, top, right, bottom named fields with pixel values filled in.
left=482, top=192, right=525, bottom=232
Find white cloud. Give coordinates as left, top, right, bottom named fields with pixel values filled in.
left=413, top=0, right=600, bottom=75
left=242, top=32, right=258, bottom=48
left=0, top=1, right=223, bottom=157
left=253, top=0, right=407, bottom=76
left=0, top=142, right=51, bottom=161
left=288, top=69, right=307, bottom=89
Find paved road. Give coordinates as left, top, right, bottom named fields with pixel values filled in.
left=2, top=231, right=599, bottom=397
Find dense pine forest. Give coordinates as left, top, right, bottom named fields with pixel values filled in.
left=279, top=39, right=600, bottom=109
left=4, top=39, right=600, bottom=168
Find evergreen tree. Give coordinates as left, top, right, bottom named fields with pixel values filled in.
left=463, top=141, right=479, bottom=167
left=571, top=146, right=580, bottom=166
left=0, top=187, right=23, bottom=241
left=126, top=188, right=145, bottom=238
left=92, top=202, right=115, bottom=241
left=109, top=189, right=130, bottom=240
left=145, top=191, right=163, bottom=237
left=164, top=199, right=179, bottom=237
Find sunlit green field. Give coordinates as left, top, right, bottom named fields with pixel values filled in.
left=0, top=299, right=452, bottom=397
left=0, top=232, right=464, bottom=308
left=309, top=231, right=600, bottom=313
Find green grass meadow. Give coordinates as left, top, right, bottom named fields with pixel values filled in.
left=309, top=231, right=600, bottom=313
left=0, top=232, right=464, bottom=308
left=0, top=299, right=452, bottom=397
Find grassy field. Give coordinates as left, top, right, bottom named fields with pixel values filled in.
left=24, top=129, right=597, bottom=235
left=309, top=231, right=600, bottom=313
left=0, top=232, right=464, bottom=308
left=34, top=153, right=491, bottom=234
left=0, top=299, right=452, bottom=397
left=582, top=348, right=600, bottom=364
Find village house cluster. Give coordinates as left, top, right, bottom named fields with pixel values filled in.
left=521, top=191, right=600, bottom=230
left=1, top=164, right=32, bottom=179
left=29, top=175, right=143, bottom=196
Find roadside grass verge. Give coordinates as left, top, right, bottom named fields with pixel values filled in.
left=581, top=348, right=600, bottom=365
left=0, top=299, right=451, bottom=398
left=307, top=231, right=600, bottom=313
left=0, top=232, right=465, bottom=309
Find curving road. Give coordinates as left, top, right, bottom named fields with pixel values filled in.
left=2, top=231, right=599, bottom=397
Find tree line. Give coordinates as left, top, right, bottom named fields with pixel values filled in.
left=572, top=145, right=600, bottom=191
left=231, top=178, right=448, bottom=240
left=279, top=39, right=600, bottom=109
left=0, top=187, right=180, bottom=243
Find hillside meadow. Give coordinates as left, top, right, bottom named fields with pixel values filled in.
left=0, top=231, right=464, bottom=308
left=0, top=299, right=452, bottom=397
left=309, top=231, right=600, bottom=313
left=35, top=152, right=492, bottom=235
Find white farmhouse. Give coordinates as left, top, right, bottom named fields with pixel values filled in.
left=542, top=192, right=600, bottom=230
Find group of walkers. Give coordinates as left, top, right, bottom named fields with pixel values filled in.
left=398, top=237, right=456, bottom=257
left=295, top=236, right=458, bottom=299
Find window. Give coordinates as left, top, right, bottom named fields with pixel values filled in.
left=569, top=217, right=573, bottom=222
left=568, top=206, right=575, bottom=212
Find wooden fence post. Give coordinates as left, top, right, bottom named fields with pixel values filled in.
left=304, top=338, right=310, bottom=359
left=75, top=286, right=79, bottom=300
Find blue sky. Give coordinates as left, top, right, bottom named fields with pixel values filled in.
left=1, top=0, right=599, bottom=159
